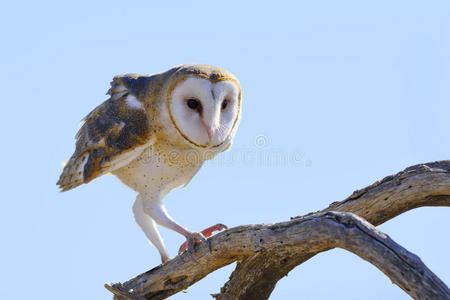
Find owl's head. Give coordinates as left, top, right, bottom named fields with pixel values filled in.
left=166, top=65, right=241, bottom=148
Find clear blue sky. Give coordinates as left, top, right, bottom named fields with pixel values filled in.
left=1, top=1, right=449, bottom=299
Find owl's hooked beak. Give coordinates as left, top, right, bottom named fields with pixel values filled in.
left=200, top=119, right=215, bottom=145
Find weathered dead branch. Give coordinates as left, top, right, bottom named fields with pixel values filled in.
left=106, top=160, right=450, bottom=300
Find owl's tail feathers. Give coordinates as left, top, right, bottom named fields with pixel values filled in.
left=57, top=155, right=88, bottom=192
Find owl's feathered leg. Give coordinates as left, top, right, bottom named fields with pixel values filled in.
left=133, top=196, right=170, bottom=263
left=143, top=198, right=210, bottom=261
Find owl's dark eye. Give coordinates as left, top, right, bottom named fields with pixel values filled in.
left=186, top=98, right=201, bottom=112
left=221, top=99, right=228, bottom=110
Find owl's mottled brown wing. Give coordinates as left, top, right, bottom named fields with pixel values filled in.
left=57, top=75, right=154, bottom=191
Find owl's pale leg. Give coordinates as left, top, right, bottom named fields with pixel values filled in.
left=143, top=199, right=210, bottom=260
left=133, top=196, right=170, bottom=263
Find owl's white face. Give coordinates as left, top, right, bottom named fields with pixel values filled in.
left=169, top=77, right=240, bottom=147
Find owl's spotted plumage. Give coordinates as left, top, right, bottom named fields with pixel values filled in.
left=58, top=64, right=242, bottom=263
left=57, top=77, right=151, bottom=191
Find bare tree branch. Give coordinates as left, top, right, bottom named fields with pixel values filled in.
left=313, top=160, right=450, bottom=226
left=214, top=212, right=450, bottom=300
left=106, top=160, right=450, bottom=300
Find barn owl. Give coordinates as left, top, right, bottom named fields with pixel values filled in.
left=57, top=64, right=242, bottom=263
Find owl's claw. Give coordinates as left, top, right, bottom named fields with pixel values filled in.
left=178, top=224, right=228, bottom=255
left=180, top=232, right=208, bottom=261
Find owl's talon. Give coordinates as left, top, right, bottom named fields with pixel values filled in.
left=178, top=224, right=228, bottom=254
left=179, top=231, right=210, bottom=261
left=161, top=254, right=171, bottom=264
left=206, top=238, right=212, bottom=252
left=186, top=247, right=197, bottom=262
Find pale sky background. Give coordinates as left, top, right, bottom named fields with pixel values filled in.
left=1, top=1, right=449, bottom=299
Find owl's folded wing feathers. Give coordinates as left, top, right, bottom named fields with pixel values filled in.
left=57, top=76, right=153, bottom=192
